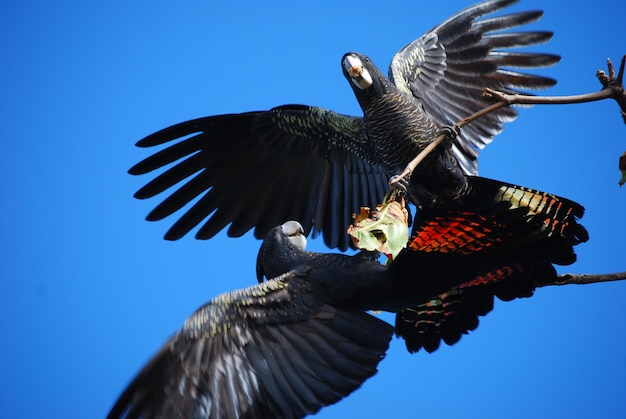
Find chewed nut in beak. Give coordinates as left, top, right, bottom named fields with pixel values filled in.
left=348, top=65, right=363, bottom=78
left=343, top=54, right=373, bottom=89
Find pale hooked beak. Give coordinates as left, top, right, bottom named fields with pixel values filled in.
left=343, top=54, right=373, bottom=90
left=281, top=220, right=307, bottom=251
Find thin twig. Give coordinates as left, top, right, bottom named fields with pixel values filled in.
left=482, top=87, right=616, bottom=105
left=484, top=56, right=625, bottom=116
left=540, top=271, right=626, bottom=287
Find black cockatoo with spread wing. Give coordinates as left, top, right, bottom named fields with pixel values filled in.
left=109, top=180, right=587, bottom=418
left=129, top=0, right=560, bottom=250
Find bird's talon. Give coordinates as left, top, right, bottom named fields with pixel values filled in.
left=439, top=124, right=461, bottom=140
left=389, top=175, right=408, bottom=192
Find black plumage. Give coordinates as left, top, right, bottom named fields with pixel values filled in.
left=109, top=182, right=588, bottom=418
left=108, top=222, right=394, bottom=419
left=129, top=0, right=560, bottom=250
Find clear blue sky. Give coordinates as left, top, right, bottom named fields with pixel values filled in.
left=2, top=1, right=625, bottom=418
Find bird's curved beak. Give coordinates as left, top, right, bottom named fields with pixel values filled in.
left=343, top=54, right=373, bottom=90
left=282, top=220, right=308, bottom=251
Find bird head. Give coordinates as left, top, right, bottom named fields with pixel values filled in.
left=281, top=220, right=307, bottom=251
left=256, top=220, right=307, bottom=283
left=342, top=53, right=374, bottom=90
left=341, top=52, right=395, bottom=100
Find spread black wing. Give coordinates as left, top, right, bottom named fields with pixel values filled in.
left=130, top=105, right=390, bottom=250
left=107, top=270, right=392, bottom=419
left=389, top=0, right=560, bottom=174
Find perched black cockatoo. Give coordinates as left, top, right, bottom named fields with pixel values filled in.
left=128, top=0, right=560, bottom=250
left=109, top=182, right=587, bottom=418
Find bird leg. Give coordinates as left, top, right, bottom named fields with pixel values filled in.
left=389, top=125, right=459, bottom=188
left=389, top=174, right=409, bottom=192
left=437, top=124, right=461, bottom=140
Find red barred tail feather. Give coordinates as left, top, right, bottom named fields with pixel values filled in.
left=394, top=263, right=556, bottom=354
left=395, top=289, right=488, bottom=353
left=390, top=176, right=587, bottom=353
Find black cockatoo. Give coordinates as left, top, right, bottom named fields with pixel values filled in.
left=108, top=181, right=587, bottom=418
left=128, top=0, right=560, bottom=250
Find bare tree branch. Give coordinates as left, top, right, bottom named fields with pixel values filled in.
left=540, top=271, right=626, bottom=287
left=483, top=55, right=625, bottom=120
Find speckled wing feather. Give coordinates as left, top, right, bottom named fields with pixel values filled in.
left=130, top=105, right=390, bottom=250
left=390, top=176, right=588, bottom=353
left=395, top=289, right=490, bottom=353
left=388, top=0, right=560, bottom=175
left=107, top=270, right=393, bottom=419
